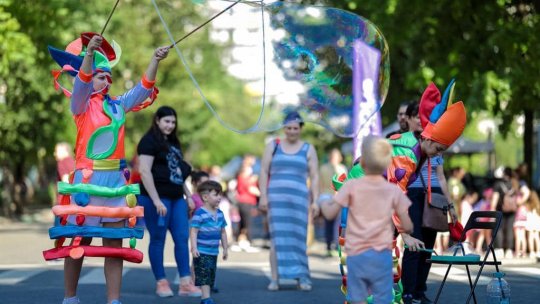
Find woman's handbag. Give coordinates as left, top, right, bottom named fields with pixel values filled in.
left=419, top=172, right=450, bottom=232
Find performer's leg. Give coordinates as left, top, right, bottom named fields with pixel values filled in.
left=64, top=237, right=92, bottom=298
left=103, top=221, right=125, bottom=303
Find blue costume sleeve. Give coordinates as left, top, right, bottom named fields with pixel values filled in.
left=118, top=81, right=153, bottom=112
left=71, top=76, right=93, bottom=115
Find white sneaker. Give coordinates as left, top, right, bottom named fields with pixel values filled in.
left=230, top=245, right=242, bottom=252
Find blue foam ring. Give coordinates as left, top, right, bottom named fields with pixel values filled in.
left=49, top=226, right=144, bottom=239
left=74, top=192, right=90, bottom=207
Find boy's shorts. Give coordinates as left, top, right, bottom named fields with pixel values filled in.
left=347, top=249, right=393, bottom=303
left=194, top=253, right=218, bottom=287
left=66, top=169, right=128, bottom=226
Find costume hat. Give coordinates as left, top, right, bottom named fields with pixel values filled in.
left=419, top=79, right=467, bottom=147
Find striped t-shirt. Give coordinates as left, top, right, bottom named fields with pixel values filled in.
left=191, top=207, right=227, bottom=256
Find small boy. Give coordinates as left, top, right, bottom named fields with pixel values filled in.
left=320, top=136, right=414, bottom=304
left=190, top=180, right=229, bottom=304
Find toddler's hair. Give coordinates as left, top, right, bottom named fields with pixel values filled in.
left=361, top=135, right=392, bottom=173
left=197, top=180, right=223, bottom=195
left=191, top=171, right=210, bottom=185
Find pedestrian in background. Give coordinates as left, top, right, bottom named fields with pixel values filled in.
left=137, top=106, right=201, bottom=298
left=259, top=111, right=320, bottom=291
left=190, top=180, right=229, bottom=304
left=318, top=148, right=347, bottom=257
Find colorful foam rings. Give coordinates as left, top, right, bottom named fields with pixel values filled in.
left=55, top=237, right=66, bottom=248
left=69, top=247, right=85, bottom=259
left=73, top=236, right=82, bottom=247
left=74, top=192, right=90, bottom=207
left=129, top=238, right=136, bottom=249
left=126, top=194, right=137, bottom=208
left=76, top=214, right=86, bottom=226
left=60, top=195, right=71, bottom=205
left=341, top=256, right=346, bottom=265
left=128, top=216, right=137, bottom=228
left=60, top=215, right=68, bottom=225
left=339, top=236, right=345, bottom=246
left=341, top=275, right=347, bottom=286
left=123, top=169, right=131, bottom=182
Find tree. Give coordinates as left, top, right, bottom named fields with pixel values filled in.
left=322, top=0, right=538, bottom=181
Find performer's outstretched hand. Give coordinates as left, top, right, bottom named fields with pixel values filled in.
left=153, top=46, right=169, bottom=62
left=87, top=35, right=103, bottom=54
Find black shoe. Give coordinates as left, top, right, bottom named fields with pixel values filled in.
left=416, top=295, right=433, bottom=304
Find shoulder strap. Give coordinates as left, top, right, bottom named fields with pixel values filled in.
left=272, top=138, right=280, bottom=157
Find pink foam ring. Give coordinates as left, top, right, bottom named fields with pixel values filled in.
left=76, top=214, right=85, bottom=226
left=43, top=245, right=144, bottom=263
left=81, top=169, right=93, bottom=184
left=126, top=194, right=137, bottom=208
left=128, top=216, right=136, bottom=228
left=52, top=205, right=144, bottom=218
left=69, top=247, right=85, bottom=259
left=73, top=236, right=82, bottom=247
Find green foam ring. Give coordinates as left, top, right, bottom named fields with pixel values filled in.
left=129, top=237, right=136, bottom=249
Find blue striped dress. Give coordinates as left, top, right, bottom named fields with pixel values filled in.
left=268, top=142, right=311, bottom=282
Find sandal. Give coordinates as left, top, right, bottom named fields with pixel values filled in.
left=267, top=280, right=279, bottom=291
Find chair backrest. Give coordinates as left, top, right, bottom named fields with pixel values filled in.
left=460, top=211, right=503, bottom=245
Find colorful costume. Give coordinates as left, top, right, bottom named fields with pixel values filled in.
left=332, top=80, right=467, bottom=303
left=43, top=33, right=158, bottom=263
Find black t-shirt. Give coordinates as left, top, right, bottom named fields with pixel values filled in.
left=137, top=132, right=191, bottom=199
left=493, top=179, right=512, bottom=212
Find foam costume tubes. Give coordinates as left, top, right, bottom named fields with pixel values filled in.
left=43, top=33, right=159, bottom=263
left=332, top=80, right=467, bottom=304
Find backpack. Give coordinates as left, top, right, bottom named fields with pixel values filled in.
left=500, top=182, right=517, bottom=213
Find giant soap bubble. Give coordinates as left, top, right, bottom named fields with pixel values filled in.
left=153, top=0, right=389, bottom=137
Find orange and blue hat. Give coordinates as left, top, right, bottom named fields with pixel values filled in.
left=419, top=79, right=467, bottom=147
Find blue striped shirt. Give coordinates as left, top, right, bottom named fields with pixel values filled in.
left=191, top=208, right=227, bottom=256
left=408, top=155, right=444, bottom=188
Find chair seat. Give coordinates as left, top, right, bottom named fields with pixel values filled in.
left=428, top=255, right=502, bottom=265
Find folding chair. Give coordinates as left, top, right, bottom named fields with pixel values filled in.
left=427, top=211, right=503, bottom=304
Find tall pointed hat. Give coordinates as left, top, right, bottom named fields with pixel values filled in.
left=419, top=79, right=467, bottom=147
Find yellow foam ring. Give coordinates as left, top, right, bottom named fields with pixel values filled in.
left=92, top=159, right=122, bottom=170
left=340, top=284, right=347, bottom=295
left=129, top=238, right=136, bottom=249
left=52, top=205, right=144, bottom=218
left=69, top=247, right=85, bottom=259
left=341, top=256, right=346, bottom=265
left=393, top=257, right=399, bottom=267
left=126, top=194, right=137, bottom=208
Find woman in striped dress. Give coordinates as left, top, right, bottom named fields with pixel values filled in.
left=259, top=111, right=320, bottom=291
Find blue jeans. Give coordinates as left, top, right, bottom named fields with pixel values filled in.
left=138, top=195, right=191, bottom=280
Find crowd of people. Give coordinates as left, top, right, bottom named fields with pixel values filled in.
left=49, top=32, right=539, bottom=304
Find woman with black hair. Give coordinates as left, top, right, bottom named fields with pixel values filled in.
left=137, top=106, right=201, bottom=298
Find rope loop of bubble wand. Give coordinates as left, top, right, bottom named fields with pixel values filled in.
left=153, top=0, right=268, bottom=134
left=168, top=0, right=243, bottom=48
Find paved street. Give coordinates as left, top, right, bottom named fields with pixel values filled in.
left=1, top=213, right=540, bottom=303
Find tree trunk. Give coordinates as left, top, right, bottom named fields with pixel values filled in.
left=524, top=109, right=534, bottom=186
